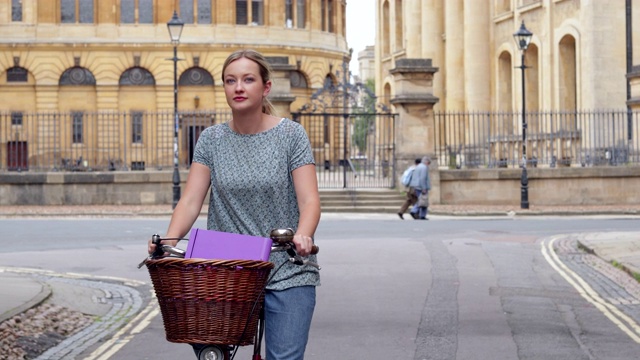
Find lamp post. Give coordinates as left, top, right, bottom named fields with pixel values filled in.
left=513, top=21, right=532, bottom=209
left=167, top=11, right=184, bottom=209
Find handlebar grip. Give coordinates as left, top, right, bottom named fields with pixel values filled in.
left=151, top=234, right=164, bottom=258
left=311, top=245, right=319, bottom=255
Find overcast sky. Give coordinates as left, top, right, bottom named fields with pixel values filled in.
left=346, top=0, right=376, bottom=76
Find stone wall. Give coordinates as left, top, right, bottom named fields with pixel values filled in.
left=436, top=167, right=640, bottom=206
left=2, top=167, right=639, bottom=206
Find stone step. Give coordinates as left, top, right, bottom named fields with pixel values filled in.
left=319, top=189, right=405, bottom=212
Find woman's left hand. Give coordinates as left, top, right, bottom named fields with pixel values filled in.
left=293, top=234, right=314, bottom=257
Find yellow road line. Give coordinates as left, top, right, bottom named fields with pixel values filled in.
left=84, top=292, right=159, bottom=360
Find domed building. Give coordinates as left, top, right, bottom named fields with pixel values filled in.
left=0, top=0, right=349, bottom=171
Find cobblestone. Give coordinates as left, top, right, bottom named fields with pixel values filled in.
left=0, top=272, right=146, bottom=360
left=555, top=236, right=640, bottom=322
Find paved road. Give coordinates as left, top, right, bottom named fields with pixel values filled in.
left=2, top=214, right=640, bottom=359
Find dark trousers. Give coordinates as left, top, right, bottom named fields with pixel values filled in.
left=399, top=187, right=418, bottom=213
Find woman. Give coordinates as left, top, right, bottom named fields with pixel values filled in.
left=149, top=49, right=321, bottom=359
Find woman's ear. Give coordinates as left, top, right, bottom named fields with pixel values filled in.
left=263, top=80, right=272, bottom=97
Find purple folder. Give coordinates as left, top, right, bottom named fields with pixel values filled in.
left=184, top=228, right=273, bottom=261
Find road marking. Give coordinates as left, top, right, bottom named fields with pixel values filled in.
left=84, top=291, right=159, bottom=360
left=542, top=236, right=640, bottom=343
left=0, top=266, right=146, bottom=286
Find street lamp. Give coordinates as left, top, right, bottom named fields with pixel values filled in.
left=167, top=11, right=184, bottom=209
left=513, top=21, right=532, bottom=209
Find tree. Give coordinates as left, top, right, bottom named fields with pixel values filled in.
left=351, top=79, right=376, bottom=154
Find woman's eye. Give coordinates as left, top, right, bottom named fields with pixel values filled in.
left=245, top=77, right=255, bottom=83
left=225, top=79, right=235, bottom=85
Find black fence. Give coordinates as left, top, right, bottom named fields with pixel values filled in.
left=1, top=110, right=397, bottom=189
left=435, top=109, right=640, bottom=169
left=0, top=110, right=232, bottom=172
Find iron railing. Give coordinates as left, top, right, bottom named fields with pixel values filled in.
left=1, top=110, right=232, bottom=172
left=435, top=109, right=640, bottom=169
left=0, top=110, right=397, bottom=189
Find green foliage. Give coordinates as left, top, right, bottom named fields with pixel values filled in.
left=351, top=79, right=376, bottom=154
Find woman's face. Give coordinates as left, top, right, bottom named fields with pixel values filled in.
left=223, top=57, right=271, bottom=113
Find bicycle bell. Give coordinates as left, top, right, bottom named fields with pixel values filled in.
left=270, top=228, right=294, bottom=243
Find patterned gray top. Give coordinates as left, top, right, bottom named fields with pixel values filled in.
left=192, top=118, right=320, bottom=290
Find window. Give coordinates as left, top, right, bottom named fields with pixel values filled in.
left=236, top=0, right=247, bottom=24
left=236, top=0, right=263, bottom=25
left=198, top=0, right=212, bottom=24
left=11, top=111, right=23, bottom=126
left=61, top=0, right=94, bottom=24
left=119, top=67, right=155, bottom=85
left=132, top=111, right=143, bottom=144
left=120, top=0, right=153, bottom=24
left=12, top=0, right=22, bottom=22
left=179, top=67, right=214, bottom=86
left=179, top=0, right=212, bottom=24
left=290, top=71, right=308, bottom=88
left=180, top=0, right=194, bottom=24
left=252, top=0, right=264, bottom=25
left=285, top=0, right=306, bottom=28
left=327, top=0, right=333, bottom=32
left=7, top=67, right=28, bottom=82
left=59, top=67, right=96, bottom=85
left=321, top=0, right=334, bottom=32
left=72, top=112, right=84, bottom=144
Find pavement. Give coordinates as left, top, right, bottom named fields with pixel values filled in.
left=1, top=204, right=640, bottom=349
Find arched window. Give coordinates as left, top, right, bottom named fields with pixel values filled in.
left=290, top=71, right=308, bottom=88
left=498, top=51, right=512, bottom=112
left=59, top=67, right=96, bottom=85
left=382, top=1, right=390, bottom=55
left=6, top=66, right=28, bottom=82
left=119, top=67, right=155, bottom=86
left=179, top=67, right=214, bottom=86
left=323, top=74, right=336, bottom=90
left=394, top=0, right=403, bottom=51
left=559, top=35, right=577, bottom=111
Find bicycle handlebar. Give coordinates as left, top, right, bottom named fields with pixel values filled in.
left=139, top=228, right=320, bottom=269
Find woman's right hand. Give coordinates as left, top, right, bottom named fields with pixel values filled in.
left=147, top=237, right=179, bottom=256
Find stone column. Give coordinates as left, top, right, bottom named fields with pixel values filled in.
left=390, top=58, right=440, bottom=202
left=405, top=0, right=422, bottom=58
left=444, top=0, right=464, bottom=110
left=266, top=56, right=296, bottom=119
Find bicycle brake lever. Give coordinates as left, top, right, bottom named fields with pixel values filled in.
left=137, top=256, right=151, bottom=269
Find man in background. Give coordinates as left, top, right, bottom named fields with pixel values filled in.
left=397, top=158, right=421, bottom=219
left=409, top=156, right=432, bottom=220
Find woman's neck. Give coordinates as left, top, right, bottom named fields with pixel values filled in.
left=229, top=112, right=278, bottom=134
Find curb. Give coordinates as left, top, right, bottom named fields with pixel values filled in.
left=0, top=277, right=51, bottom=324
left=577, top=239, right=640, bottom=284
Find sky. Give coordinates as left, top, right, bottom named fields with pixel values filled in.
left=346, top=0, right=376, bottom=76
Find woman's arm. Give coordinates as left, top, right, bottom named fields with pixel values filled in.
left=148, top=162, right=211, bottom=253
left=291, top=163, right=321, bottom=256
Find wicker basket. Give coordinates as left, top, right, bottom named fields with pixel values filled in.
left=145, top=257, right=274, bottom=345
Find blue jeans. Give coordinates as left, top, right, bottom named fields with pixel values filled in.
left=191, top=286, right=316, bottom=359
left=265, top=286, right=316, bottom=360
left=411, top=189, right=428, bottom=218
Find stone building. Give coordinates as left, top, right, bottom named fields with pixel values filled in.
left=375, top=0, right=640, bottom=112
left=0, top=0, right=348, bottom=170
left=376, top=0, right=640, bottom=173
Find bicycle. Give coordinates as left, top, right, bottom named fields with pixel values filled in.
left=139, top=228, right=319, bottom=360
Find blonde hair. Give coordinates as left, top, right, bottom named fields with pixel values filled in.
left=222, top=49, right=276, bottom=116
